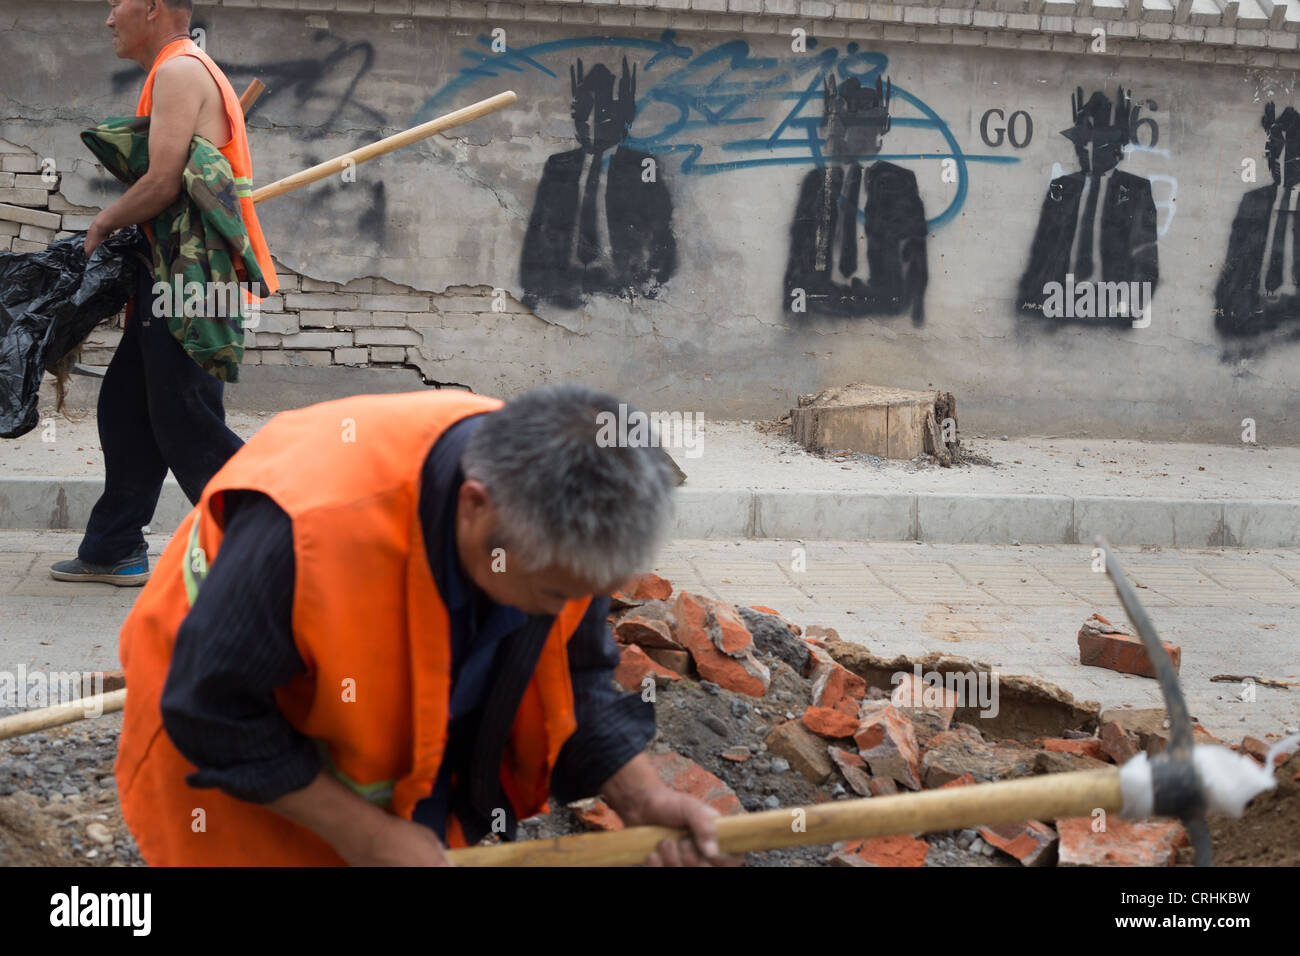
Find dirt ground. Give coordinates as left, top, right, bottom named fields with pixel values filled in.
left=1179, top=751, right=1300, bottom=867
left=1, top=652, right=1295, bottom=868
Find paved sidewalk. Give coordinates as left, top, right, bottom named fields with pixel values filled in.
left=2, top=531, right=1296, bottom=742
left=3, top=406, right=1298, bottom=544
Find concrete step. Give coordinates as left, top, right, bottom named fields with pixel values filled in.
left=3, top=477, right=1297, bottom=547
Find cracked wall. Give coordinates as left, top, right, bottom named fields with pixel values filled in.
left=1, top=1, right=1298, bottom=441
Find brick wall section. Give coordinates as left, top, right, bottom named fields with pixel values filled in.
left=0, top=150, right=96, bottom=252
left=50, top=0, right=1300, bottom=66
left=1, top=145, right=527, bottom=376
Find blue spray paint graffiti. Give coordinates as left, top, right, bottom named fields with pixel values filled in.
left=414, top=31, right=1018, bottom=230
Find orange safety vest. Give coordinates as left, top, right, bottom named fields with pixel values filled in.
left=136, top=37, right=279, bottom=297
left=115, top=391, right=591, bottom=865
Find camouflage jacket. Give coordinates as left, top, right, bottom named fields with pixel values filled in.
left=80, top=116, right=266, bottom=382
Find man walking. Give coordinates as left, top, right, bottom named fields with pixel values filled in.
left=51, top=0, right=277, bottom=585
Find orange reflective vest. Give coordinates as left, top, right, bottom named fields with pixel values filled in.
left=136, top=37, right=278, bottom=296
left=115, top=391, right=591, bottom=865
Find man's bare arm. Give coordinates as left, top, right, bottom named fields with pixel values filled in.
left=85, top=57, right=206, bottom=255
left=266, top=769, right=454, bottom=867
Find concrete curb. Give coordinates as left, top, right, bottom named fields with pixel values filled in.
left=4, top=479, right=1298, bottom=547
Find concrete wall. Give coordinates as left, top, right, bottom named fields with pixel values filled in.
left=2, top=0, right=1299, bottom=441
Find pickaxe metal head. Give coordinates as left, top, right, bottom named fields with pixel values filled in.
left=1096, top=537, right=1212, bottom=865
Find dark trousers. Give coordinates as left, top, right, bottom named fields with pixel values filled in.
left=78, top=253, right=244, bottom=565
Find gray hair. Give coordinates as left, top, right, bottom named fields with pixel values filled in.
left=460, top=383, right=677, bottom=591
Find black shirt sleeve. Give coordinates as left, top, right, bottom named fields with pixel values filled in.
left=159, top=490, right=320, bottom=804
left=548, top=595, right=656, bottom=804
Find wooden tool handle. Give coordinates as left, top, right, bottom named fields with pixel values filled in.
left=447, top=770, right=1125, bottom=866
left=251, top=91, right=517, bottom=205
left=0, top=688, right=126, bottom=742
left=238, top=78, right=267, bottom=115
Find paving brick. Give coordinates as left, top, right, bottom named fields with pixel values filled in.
left=856, top=705, right=922, bottom=790
left=569, top=797, right=624, bottom=831
left=647, top=751, right=743, bottom=815
left=827, top=745, right=872, bottom=796
left=833, top=835, right=929, bottom=867
left=802, top=705, right=859, bottom=738
left=1057, top=816, right=1188, bottom=866
left=1078, top=623, right=1181, bottom=678
left=614, top=643, right=682, bottom=691
left=1040, top=737, right=1106, bottom=760
left=978, top=820, right=1058, bottom=865
left=613, top=614, right=682, bottom=649
left=765, top=719, right=834, bottom=783
left=672, top=591, right=769, bottom=696
left=615, top=571, right=673, bottom=601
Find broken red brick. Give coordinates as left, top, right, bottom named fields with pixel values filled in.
left=1079, top=628, right=1181, bottom=679
left=614, top=572, right=673, bottom=603
left=1240, top=736, right=1273, bottom=765
left=868, top=777, right=899, bottom=796
left=1099, top=720, right=1141, bottom=765
left=1041, top=738, right=1106, bottom=761
left=765, top=720, right=834, bottom=784
left=803, top=625, right=840, bottom=642
left=856, top=706, right=923, bottom=791
left=613, top=644, right=681, bottom=692
left=569, top=797, right=625, bottom=831
left=642, top=647, right=692, bottom=676
left=938, top=772, right=977, bottom=789
left=811, top=662, right=867, bottom=716
left=827, top=746, right=873, bottom=797
left=671, top=591, right=770, bottom=697
left=920, top=729, right=1038, bottom=787
left=82, top=670, right=126, bottom=696
left=1057, top=816, right=1188, bottom=867
left=802, top=706, right=860, bottom=739
left=978, top=821, right=1058, bottom=866
left=836, top=835, right=929, bottom=867
left=613, top=615, right=683, bottom=650
left=673, top=592, right=751, bottom=654
left=891, top=671, right=957, bottom=726
left=646, top=752, right=743, bottom=816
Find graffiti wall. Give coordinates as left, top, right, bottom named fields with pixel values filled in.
left=2, top=3, right=1297, bottom=440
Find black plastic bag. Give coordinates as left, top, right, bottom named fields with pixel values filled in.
left=0, top=228, right=141, bottom=439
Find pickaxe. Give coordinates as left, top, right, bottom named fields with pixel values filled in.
left=446, top=538, right=1299, bottom=865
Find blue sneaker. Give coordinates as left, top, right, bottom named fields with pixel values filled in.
left=50, top=544, right=150, bottom=587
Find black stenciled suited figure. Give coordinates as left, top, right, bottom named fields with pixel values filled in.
left=784, top=75, right=928, bottom=324
left=1214, top=103, right=1300, bottom=337
left=520, top=58, right=676, bottom=310
left=1017, top=87, right=1159, bottom=319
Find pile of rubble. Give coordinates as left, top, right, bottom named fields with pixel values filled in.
left=524, top=573, right=1300, bottom=867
